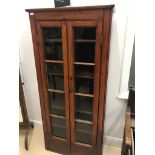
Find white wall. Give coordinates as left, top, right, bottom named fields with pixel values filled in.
left=19, top=0, right=132, bottom=141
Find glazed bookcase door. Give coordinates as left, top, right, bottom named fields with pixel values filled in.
left=36, top=21, right=70, bottom=153
left=67, top=21, right=103, bottom=154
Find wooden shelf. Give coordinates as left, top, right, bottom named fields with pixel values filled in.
left=51, top=102, right=65, bottom=111
left=45, top=39, right=62, bottom=42
left=44, top=60, right=63, bottom=64
left=49, top=72, right=64, bottom=77
left=74, top=62, right=95, bottom=66
left=76, top=129, right=92, bottom=134
left=75, top=39, right=96, bottom=43
left=51, top=102, right=92, bottom=115
left=76, top=71, right=94, bottom=79
left=75, top=92, right=94, bottom=98
left=75, top=119, right=92, bottom=125
left=48, top=71, right=93, bottom=79
left=76, top=109, right=92, bottom=115
left=48, top=89, right=64, bottom=93
left=50, top=114, right=66, bottom=119
left=53, top=124, right=66, bottom=129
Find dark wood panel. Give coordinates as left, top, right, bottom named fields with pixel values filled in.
left=71, top=143, right=97, bottom=155
left=97, top=10, right=113, bottom=155
left=25, top=5, right=114, bottom=12
left=33, top=10, right=104, bottom=21
left=49, top=136, right=69, bottom=154
left=29, top=14, right=50, bottom=149
left=67, top=21, right=76, bottom=143
left=36, top=22, right=52, bottom=134
left=62, top=22, right=71, bottom=152
left=92, top=20, right=103, bottom=146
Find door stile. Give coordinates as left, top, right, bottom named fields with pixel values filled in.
left=92, top=20, right=103, bottom=146
left=67, top=21, right=76, bottom=144
left=36, top=22, right=52, bottom=134
left=62, top=22, right=71, bottom=147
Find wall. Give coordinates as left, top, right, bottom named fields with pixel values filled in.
left=19, top=0, right=131, bottom=142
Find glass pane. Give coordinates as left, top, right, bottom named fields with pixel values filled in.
left=44, top=42, right=63, bottom=60
left=43, top=27, right=62, bottom=39
left=74, top=27, right=96, bottom=63
left=74, top=27, right=96, bottom=40
left=75, top=43, right=95, bottom=63
left=42, top=27, right=67, bottom=139
left=75, top=65, right=94, bottom=79
left=74, top=65, right=94, bottom=94
left=75, top=96, right=93, bottom=121
left=75, top=122, right=92, bottom=144
left=73, top=27, right=96, bottom=145
left=51, top=117, right=66, bottom=138
left=45, top=63, right=64, bottom=90
left=49, top=93, right=65, bottom=116
left=43, top=27, right=63, bottom=60
left=75, top=78, right=94, bottom=94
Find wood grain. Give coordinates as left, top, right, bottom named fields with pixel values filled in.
left=26, top=5, right=114, bottom=155
left=97, top=10, right=113, bottom=155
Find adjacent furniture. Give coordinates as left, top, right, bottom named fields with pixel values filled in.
left=121, top=88, right=135, bottom=155
left=19, top=73, right=33, bottom=150
left=26, top=5, right=114, bottom=155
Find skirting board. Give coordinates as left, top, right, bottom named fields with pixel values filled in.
left=29, top=119, right=123, bottom=148
left=104, top=135, right=123, bottom=148
left=29, top=119, right=42, bottom=126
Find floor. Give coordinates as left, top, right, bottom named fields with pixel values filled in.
left=19, top=125, right=121, bottom=155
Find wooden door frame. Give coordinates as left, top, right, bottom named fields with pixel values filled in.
left=36, top=21, right=70, bottom=154
left=67, top=20, right=103, bottom=154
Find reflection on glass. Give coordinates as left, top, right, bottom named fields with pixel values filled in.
left=74, top=27, right=96, bottom=63
left=43, top=27, right=62, bottom=39
left=75, top=96, right=93, bottom=121
left=74, top=27, right=96, bottom=40
left=43, top=27, right=63, bottom=60
left=51, top=117, right=66, bottom=138
left=75, top=122, right=92, bottom=144
left=45, top=63, right=64, bottom=90
left=49, top=93, right=65, bottom=116
left=73, top=27, right=96, bottom=145
left=75, top=78, right=94, bottom=94
left=44, top=42, right=63, bottom=60
left=75, top=65, right=94, bottom=79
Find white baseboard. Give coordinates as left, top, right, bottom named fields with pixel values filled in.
left=29, top=119, right=122, bottom=148
left=29, top=119, right=42, bottom=126
left=104, top=135, right=123, bottom=148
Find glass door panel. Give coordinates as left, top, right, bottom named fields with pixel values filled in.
left=75, top=121, right=92, bottom=144
left=46, top=63, right=64, bottom=90
left=74, top=27, right=96, bottom=63
left=51, top=116, right=66, bottom=138
left=39, top=25, right=68, bottom=140
left=43, top=27, right=63, bottom=61
left=68, top=21, right=102, bottom=147
left=75, top=96, right=93, bottom=121
left=49, top=93, right=65, bottom=116
left=73, top=26, right=96, bottom=145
